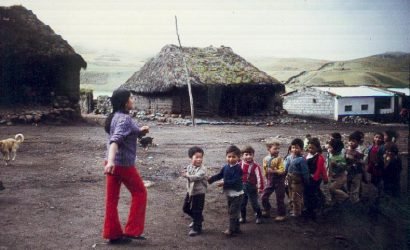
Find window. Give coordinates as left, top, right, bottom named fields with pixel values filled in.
left=361, top=104, right=368, bottom=111
left=345, top=105, right=352, bottom=112
left=313, top=98, right=317, bottom=103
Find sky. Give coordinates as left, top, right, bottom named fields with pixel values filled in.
left=3, top=0, right=410, bottom=60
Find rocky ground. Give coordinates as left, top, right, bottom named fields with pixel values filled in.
left=0, top=118, right=408, bottom=249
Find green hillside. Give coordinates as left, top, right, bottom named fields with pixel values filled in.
left=283, top=52, right=410, bottom=89
left=248, top=57, right=329, bottom=83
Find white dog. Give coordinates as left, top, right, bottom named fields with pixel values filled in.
left=0, top=134, right=24, bottom=165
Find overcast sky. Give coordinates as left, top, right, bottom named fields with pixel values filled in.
left=4, top=0, right=410, bottom=60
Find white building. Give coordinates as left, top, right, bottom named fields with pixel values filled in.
left=283, top=86, right=396, bottom=121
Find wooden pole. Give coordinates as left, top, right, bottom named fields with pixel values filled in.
left=175, top=16, right=195, bottom=126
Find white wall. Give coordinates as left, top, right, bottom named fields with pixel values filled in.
left=336, top=97, right=375, bottom=116
left=283, top=88, right=334, bottom=118
left=336, top=96, right=394, bottom=117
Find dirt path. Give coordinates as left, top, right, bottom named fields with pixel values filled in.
left=0, top=122, right=408, bottom=249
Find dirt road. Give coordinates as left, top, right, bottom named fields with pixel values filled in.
left=0, top=121, right=408, bottom=249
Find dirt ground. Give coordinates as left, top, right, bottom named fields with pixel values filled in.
left=0, top=119, right=408, bottom=250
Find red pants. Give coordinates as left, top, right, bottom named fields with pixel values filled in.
left=103, top=166, right=147, bottom=239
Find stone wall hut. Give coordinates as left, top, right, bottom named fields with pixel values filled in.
left=121, top=45, right=284, bottom=117
left=0, top=6, right=86, bottom=113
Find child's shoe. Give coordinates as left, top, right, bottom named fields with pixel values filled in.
left=262, top=210, right=271, bottom=218
left=188, top=222, right=194, bottom=228
left=188, top=229, right=199, bottom=237
left=255, top=217, right=262, bottom=224
left=239, top=217, right=247, bottom=223
left=275, top=216, right=286, bottom=221
left=223, top=229, right=234, bottom=237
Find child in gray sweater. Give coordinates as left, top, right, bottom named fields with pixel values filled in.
left=182, top=146, right=207, bottom=236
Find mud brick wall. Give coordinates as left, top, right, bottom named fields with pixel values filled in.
left=132, top=95, right=174, bottom=114
left=283, top=88, right=334, bottom=119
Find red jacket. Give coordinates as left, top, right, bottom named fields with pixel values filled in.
left=240, top=160, right=264, bottom=191
left=306, top=153, right=328, bottom=183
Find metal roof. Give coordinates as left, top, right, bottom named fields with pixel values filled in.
left=387, top=88, right=410, bottom=96
left=313, top=86, right=394, bottom=97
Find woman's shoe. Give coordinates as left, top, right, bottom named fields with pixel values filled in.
left=125, top=235, right=147, bottom=240
left=108, top=237, right=132, bottom=245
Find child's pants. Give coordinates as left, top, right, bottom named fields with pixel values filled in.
left=288, top=174, right=304, bottom=216
left=347, top=173, right=362, bottom=203
left=103, top=166, right=147, bottom=240
left=329, top=173, right=348, bottom=203
left=183, top=193, right=205, bottom=232
left=227, top=195, right=243, bottom=232
left=304, top=179, right=321, bottom=216
left=261, top=175, right=286, bottom=216
left=241, top=183, right=262, bottom=220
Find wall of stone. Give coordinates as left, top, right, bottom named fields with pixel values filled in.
left=132, top=95, right=174, bottom=114
left=283, top=88, right=334, bottom=119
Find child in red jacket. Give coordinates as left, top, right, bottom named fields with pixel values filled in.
left=239, top=146, right=264, bottom=224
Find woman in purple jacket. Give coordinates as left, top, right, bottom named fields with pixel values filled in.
left=103, top=89, right=149, bottom=244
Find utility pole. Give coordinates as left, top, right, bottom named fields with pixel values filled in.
left=175, top=16, right=195, bottom=126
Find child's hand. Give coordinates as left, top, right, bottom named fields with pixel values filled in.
left=181, top=172, right=188, bottom=178
left=258, top=189, right=264, bottom=194
left=267, top=168, right=274, bottom=174
left=217, top=181, right=224, bottom=187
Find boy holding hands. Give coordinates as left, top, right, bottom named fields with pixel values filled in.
left=208, top=145, right=244, bottom=236
left=182, top=146, right=207, bottom=236
left=239, top=146, right=264, bottom=224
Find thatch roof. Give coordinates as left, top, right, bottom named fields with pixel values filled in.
left=122, top=44, right=281, bottom=94
left=0, top=5, right=86, bottom=68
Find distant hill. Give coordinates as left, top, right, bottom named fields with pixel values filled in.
left=248, top=57, right=329, bottom=84
left=272, top=52, right=410, bottom=90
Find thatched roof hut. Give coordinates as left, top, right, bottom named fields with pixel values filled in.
left=0, top=5, right=86, bottom=108
left=122, top=44, right=284, bottom=116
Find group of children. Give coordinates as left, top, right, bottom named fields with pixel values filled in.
left=181, top=129, right=402, bottom=237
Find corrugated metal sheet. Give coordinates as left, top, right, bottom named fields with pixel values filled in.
left=313, top=86, right=394, bottom=97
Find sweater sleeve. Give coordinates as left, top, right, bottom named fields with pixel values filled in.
left=187, top=166, right=207, bottom=182
left=275, top=157, right=285, bottom=174
left=300, top=158, right=310, bottom=184
left=316, top=155, right=328, bottom=183
left=254, top=163, right=264, bottom=191
left=109, top=115, right=133, bottom=146
left=262, top=156, right=268, bottom=177
left=208, top=166, right=224, bottom=184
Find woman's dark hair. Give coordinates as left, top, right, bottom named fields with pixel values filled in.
left=104, top=88, right=131, bottom=134
left=188, top=146, right=204, bottom=158
left=308, top=137, right=322, bottom=153
left=328, top=138, right=344, bottom=154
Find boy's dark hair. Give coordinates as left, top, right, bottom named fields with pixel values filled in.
left=241, top=145, right=255, bottom=155
left=188, top=146, right=204, bottom=158
left=330, top=132, right=342, bottom=140
left=305, top=134, right=311, bottom=138
left=385, top=143, right=399, bottom=155
left=226, top=145, right=241, bottom=157
left=348, top=131, right=362, bottom=142
left=328, top=138, right=344, bottom=154
left=290, top=138, right=304, bottom=149
left=308, top=137, right=322, bottom=153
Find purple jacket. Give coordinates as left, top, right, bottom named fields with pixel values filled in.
left=106, top=112, right=141, bottom=166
